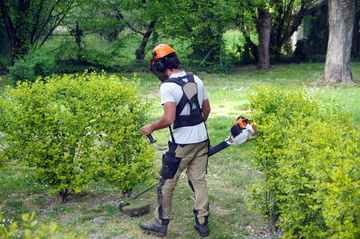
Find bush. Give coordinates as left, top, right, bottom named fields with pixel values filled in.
left=0, top=208, right=85, bottom=238
left=0, top=72, right=156, bottom=202
left=8, top=50, right=55, bottom=84
left=247, top=86, right=360, bottom=238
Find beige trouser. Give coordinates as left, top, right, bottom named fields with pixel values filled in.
left=155, top=141, right=210, bottom=225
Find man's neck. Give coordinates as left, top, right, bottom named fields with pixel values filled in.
left=164, top=69, right=182, bottom=78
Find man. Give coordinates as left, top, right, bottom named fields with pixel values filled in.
left=140, top=44, right=211, bottom=237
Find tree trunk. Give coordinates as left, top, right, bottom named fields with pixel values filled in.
left=257, top=9, right=271, bottom=69
left=323, top=0, right=356, bottom=84
left=136, top=21, right=156, bottom=61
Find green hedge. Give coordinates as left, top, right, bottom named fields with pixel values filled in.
left=247, top=86, right=360, bottom=238
left=0, top=72, right=155, bottom=202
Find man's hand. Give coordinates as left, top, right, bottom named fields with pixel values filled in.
left=139, top=102, right=176, bottom=136
left=140, top=124, right=153, bottom=136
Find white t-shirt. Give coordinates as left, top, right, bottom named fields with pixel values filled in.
left=160, top=71, right=208, bottom=144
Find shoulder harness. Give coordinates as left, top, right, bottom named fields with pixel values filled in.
left=163, top=72, right=204, bottom=129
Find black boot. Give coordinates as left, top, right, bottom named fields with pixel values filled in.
left=139, top=219, right=168, bottom=237
left=195, top=223, right=209, bottom=237
left=194, top=210, right=209, bottom=237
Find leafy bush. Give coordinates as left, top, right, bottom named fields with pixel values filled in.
left=0, top=209, right=85, bottom=238
left=52, top=36, right=125, bottom=73
left=247, top=86, right=360, bottom=238
left=8, top=50, right=55, bottom=84
left=0, top=72, right=156, bottom=202
left=82, top=40, right=125, bottom=69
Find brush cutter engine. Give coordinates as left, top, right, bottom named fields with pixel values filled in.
left=228, top=116, right=256, bottom=145
left=208, top=116, right=256, bottom=156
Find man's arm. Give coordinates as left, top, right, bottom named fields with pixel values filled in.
left=202, top=99, right=211, bottom=122
left=140, top=102, right=176, bottom=136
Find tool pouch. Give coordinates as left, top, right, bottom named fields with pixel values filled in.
left=160, top=152, right=181, bottom=179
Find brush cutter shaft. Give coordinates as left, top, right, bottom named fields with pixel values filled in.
left=208, top=140, right=229, bottom=157
left=127, top=182, right=159, bottom=201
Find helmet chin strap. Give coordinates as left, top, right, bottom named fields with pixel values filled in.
left=150, top=64, right=168, bottom=82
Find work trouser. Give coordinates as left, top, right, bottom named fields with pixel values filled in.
left=155, top=140, right=210, bottom=225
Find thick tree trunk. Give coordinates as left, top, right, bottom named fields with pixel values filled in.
left=323, top=0, right=356, bottom=84
left=257, top=9, right=271, bottom=69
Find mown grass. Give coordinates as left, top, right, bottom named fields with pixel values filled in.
left=0, top=62, right=359, bottom=238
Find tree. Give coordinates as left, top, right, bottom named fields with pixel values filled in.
left=71, top=0, right=157, bottom=61
left=240, top=0, right=316, bottom=65
left=0, top=0, right=77, bottom=64
left=150, top=0, right=238, bottom=68
left=321, top=0, right=356, bottom=84
left=71, top=0, right=127, bottom=42
left=257, top=7, right=271, bottom=69
left=270, top=0, right=315, bottom=62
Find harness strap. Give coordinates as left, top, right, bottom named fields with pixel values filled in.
left=163, top=72, right=204, bottom=130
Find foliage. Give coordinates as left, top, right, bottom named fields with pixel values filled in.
left=81, top=40, right=125, bottom=69
left=238, top=0, right=317, bottom=63
left=0, top=208, right=85, bottom=238
left=0, top=0, right=78, bottom=62
left=292, top=3, right=329, bottom=63
left=56, top=40, right=125, bottom=72
left=305, top=3, right=328, bottom=60
left=8, top=50, right=55, bottom=84
left=149, top=0, right=239, bottom=70
left=247, top=86, right=360, bottom=238
left=0, top=72, right=156, bottom=202
left=68, top=0, right=127, bottom=42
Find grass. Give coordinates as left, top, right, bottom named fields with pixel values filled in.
left=0, top=62, right=360, bottom=238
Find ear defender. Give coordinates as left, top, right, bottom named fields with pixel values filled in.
left=152, top=51, right=166, bottom=72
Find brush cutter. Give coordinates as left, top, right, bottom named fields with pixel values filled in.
left=146, top=116, right=256, bottom=156
left=119, top=116, right=256, bottom=216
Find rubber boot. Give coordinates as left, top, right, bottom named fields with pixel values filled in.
left=139, top=219, right=168, bottom=237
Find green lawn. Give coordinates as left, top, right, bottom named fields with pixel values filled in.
left=0, top=62, right=359, bottom=238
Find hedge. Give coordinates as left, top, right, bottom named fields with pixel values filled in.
left=0, top=72, right=156, bottom=202
left=247, top=86, right=360, bottom=238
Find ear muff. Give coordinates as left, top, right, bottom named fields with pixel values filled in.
left=152, top=51, right=166, bottom=72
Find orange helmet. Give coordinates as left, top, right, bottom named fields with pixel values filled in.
left=152, top=44, right=176, bottom=59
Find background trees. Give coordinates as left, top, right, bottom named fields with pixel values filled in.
left=0, top=0, right=78, bottom=64
left=0, top=0, right=359, bottom=83
left=148, top=0, right=239, bottom=70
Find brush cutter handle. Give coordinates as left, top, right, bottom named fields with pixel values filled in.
left=147, top=134, right=168, bottom=151
left=147, top=134, right=156, bottom=144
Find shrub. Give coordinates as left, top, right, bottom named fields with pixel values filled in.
left=8, top=50, right=55, bottom=84
left=0, top=208, right=85, bottom=238
left=247, top=86, right=360, bottom=238
left=0, top=72, right=156, bottom=202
